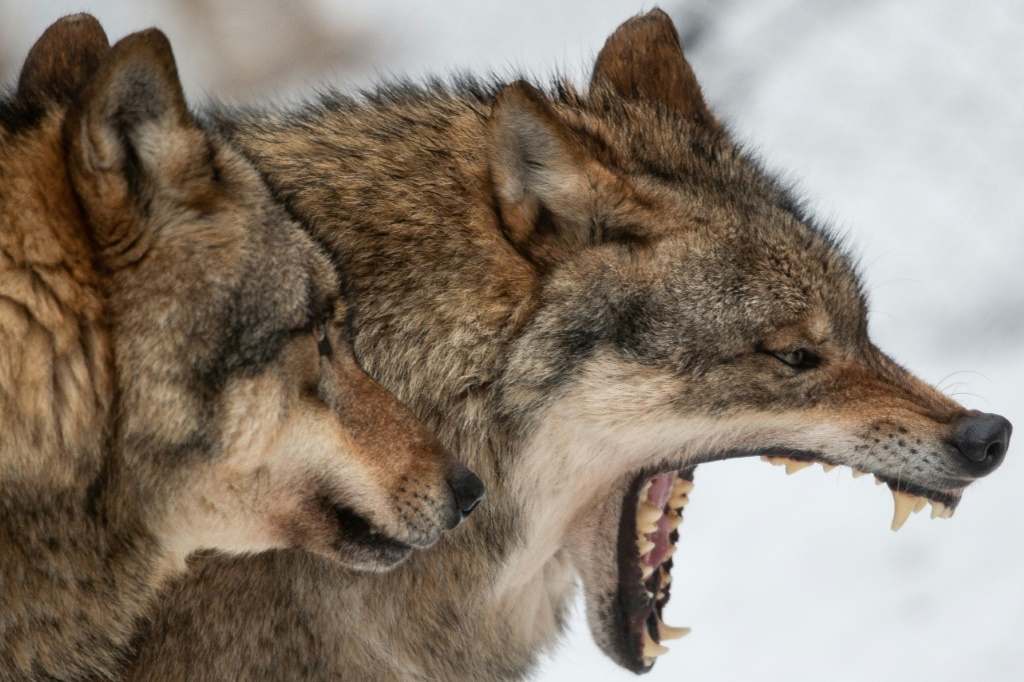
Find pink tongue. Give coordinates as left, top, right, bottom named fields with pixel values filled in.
left=642, top=473, right=676, bottom=568
left=647, top=472, right=675, bottom=509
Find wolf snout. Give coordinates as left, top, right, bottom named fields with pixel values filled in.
left=446, top=467, right=486, bottom=528
left=950, top=411, right=1011, bottom=475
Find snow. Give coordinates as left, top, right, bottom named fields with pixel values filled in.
left=5, top=1, right=1022, bottom=679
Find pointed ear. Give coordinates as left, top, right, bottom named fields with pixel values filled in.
left=488, top=81, right=600, bottom=260
left=65, top=29, right=208, bottom=268
left=590, top=8, right=712, bottom=124
left=16, top=13, right=109, bottom=108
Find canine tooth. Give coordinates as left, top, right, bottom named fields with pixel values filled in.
left=637, top=538, right=656, bottom=555
left=784, top=460, right=813, bottom=475
left=913, top=497, right=928, bottom=514
left=642, top=630, right=670, bottom=657
left=667, top=511, right=683, bottom=531
left=852, top=469, right=866, bottom=478
left=820, top=462, right=837, bottom=473
left=929, top=500, right=946, bottom=519
left=673, top=478, right=694, bottom=495
left=658, top=622, right=691, bottom=641
left=891, top=491, right=917, bottom=532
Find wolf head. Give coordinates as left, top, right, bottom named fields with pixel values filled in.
left=487, top=9, right=1010, bottom=673
left=1, top=19, right=483, bottom=576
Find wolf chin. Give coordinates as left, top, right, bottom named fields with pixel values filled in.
left=130, top=9, right=1011, bottom=680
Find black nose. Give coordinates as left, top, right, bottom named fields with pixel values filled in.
left=950, top=411, right=1012, bottom=474
left=449, top=469, right=485, bottom=524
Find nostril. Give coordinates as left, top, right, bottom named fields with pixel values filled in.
left=950, top=412, right=1012, bottom=472
left=986, top=441, right=1005, bottom=459
left=462, top=496, right=482, bottom=516
left=449, top=469, right=486, bottom=521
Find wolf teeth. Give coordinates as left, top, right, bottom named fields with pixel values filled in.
left=642, top=630, right=669, bottom=657
left=637, top=500, right=662, bottom=533
left=658, top=621, right=691, bottom=641
left=784, top=460, right=813, bottom=475
left=637, top=537, right=656, bottom=555
left=890, top=491, right=917, bottom=531
left=638, top=519, right=660, bottom=535
left=892, top=492, right=954, bottom=530
left=759, top=456, right=956, bottom=531
left=669, top=491, right=690, bottom=509
left=672, top=477, right=694, bottom=495
left=929, top=500, right=953, bottom=519
left=760, top=456, right=812, bottom=475
left=667, top=510, right=682, bottom=531
left=640, top=479, right=653, bottom=498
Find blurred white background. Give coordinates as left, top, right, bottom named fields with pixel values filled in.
left=4, top=1, right=1022, bottom=680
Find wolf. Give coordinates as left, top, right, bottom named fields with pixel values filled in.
left=129, top=8, right=1011, bottom=680
left=0, top=16, right=482, bottom=681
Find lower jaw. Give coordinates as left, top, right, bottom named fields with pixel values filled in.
left=606, top=455, right=967, bottom=672
left=329, top=506, right=415, bottom=569
left=612, top=467, right=695, bottom=673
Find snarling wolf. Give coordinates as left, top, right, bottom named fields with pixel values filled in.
left=0, top=16, right=482, bottom=681
left=129, top=8, right=1011, bottom=679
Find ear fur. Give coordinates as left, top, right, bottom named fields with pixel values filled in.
left=16, top=14, right=110, bottom=108
left=488, top=81, right=599, bottom=260
left=65, top=29, right=207, bottom=269
left=590, top=8, right=712, bottom=124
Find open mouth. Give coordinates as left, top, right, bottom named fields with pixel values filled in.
left=613, top=454, right=967, bottom=673
left=330, top=505, right=414, bottom=567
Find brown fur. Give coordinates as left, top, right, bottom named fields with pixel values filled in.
left=0, top=17, right=478, bottom=681
left=130, top=9, right=1010, bottom=680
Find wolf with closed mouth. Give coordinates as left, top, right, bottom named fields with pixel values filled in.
left=0, top=16, right=481, bottom=681
left=130, top=8, right=1011, bottom=679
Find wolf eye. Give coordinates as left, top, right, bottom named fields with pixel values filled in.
left=315, top=321, right=332, bottom=358
left=772, top=348, right=819, bottom=370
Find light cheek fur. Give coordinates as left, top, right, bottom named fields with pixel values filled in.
left=166, top=351, right=456, bottom=559
left=160, top=373, right=298, bottom=560
left=503, top=354, right=850, bottom=591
